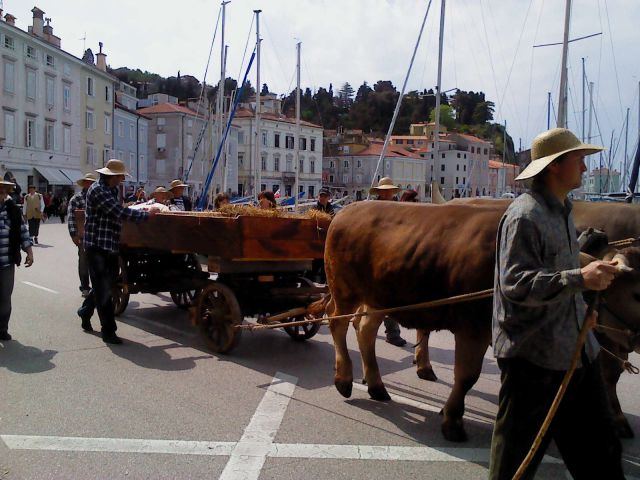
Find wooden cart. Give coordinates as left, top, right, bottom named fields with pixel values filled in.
left=79, top=211, right=330, bottom=353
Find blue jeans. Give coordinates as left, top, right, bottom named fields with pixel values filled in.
left=0, top=265, right=15, bottom=333
left=78, top=248, right=119, bottom=334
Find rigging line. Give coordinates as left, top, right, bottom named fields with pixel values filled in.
left=447, top=0, right=458, bottom=93
left=525, top=0, right=546, bottom=144
left=496, top=0, right=533, bottom=136
left=195, top=6, right=222, bottom=116
left=230, top=14, right=255, bottom=104
left=478, top=0, right=506, bottom=123
left=301, top=58, right=326, bottom=130
left=418, top=5, right=436, bottom=91
left=456, top=0, right=489, bottom=100
left=262, top=15, right=293, bottom=91
left=603, top=0, right=624, bottom=121
left=595, top=0, right=604, bottom=101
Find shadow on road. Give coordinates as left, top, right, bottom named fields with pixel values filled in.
left=0, top=341, right=57, bottom=374
left=106, top=338, right=211, bottom=371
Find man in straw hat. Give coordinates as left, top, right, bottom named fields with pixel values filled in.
left=77, top=159, right=159, bottom=343
left=168, top=179, right=192, bottom=211
left=369, top=177, right=407, bottom=347
left=68, top=173, right=97, bottom=298
left=489, top=128, right=624, bottom=479
left=0, top=178, right=34, bottom=341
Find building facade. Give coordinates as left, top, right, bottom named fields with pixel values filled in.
left=114, top=81, right=149, bottom=185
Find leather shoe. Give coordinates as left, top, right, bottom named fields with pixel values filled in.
left=0, top=332, right=12, bottom=341
left=81, top=319, right=93, bottom=332
left=386, top=336, right=407, bottom=347
left=102, top=333, right=123, bottom=345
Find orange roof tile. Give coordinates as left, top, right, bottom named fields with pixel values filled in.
left=234, top=108, right=322, bottom=129
left=137, top=103, right=203, bottom=117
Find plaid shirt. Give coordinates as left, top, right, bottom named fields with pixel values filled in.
left=83, top=178, right=148, bottom=253
left=492, top=186, right=599, bottom=370
left=67, top=190, right=87, bottom=239
left=0, top=200, right=32, bottom=268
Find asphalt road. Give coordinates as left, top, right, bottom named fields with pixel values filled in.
left=1, top=221, right=640, bottom=479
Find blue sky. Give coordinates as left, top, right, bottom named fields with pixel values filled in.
left=8, top=0, right=639, bottom=175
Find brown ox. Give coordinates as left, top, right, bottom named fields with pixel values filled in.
left=325, top=200, right=640, bottom=442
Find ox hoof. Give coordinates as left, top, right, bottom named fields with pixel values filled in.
left=441, top=419, right=468, bottom=443
left=335, top=379, right=353, bottom=399
left=615, top=418, right=634, bottom=439
left=368, top=384, right=391, bottom=402
left=417, top=366, right=438, bottom=382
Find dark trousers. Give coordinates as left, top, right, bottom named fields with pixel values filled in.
left=489, top=355, right=624, bottom=480
left=78, top=248, right=118, bottom=334
left=27, top=218, right=40, bottom=237
left=383, top=317, right=402, bottom=339
left=77, top=245, right=90, bottom=291
left=0, top=265, right=15, bottom=333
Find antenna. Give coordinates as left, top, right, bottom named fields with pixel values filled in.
left=79, top=32, right=87, bottom=52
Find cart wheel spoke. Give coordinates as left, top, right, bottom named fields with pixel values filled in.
left=195, top=282, right=242, bottom=354
left=284, top=315, right=321, bottom=341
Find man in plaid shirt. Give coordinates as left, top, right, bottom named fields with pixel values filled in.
left=0, top=179, right=34, bottom=341
left=77, top=160, right=158, bottom=344
left=68, top=173, right=97, bottom=298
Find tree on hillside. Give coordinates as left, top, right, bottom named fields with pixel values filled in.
left=472, top=101, right=495, bottom=124
left=429, top=104, right=456, bottom=129
left=336, top=82, right=355, bottom=109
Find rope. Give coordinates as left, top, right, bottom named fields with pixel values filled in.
left=600, top=346, right=640, bottom=375
left=609, top=237, right=638, bottom=247
left=235, top=288, right=494, bottom=331
left=513, top=295, right=600, bottom=480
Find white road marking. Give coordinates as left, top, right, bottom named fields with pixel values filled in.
left=218, top=371, right=298, bottom=480
left=0, top=435, right=563, bottom=465
left=21, top=281, right=59, bottom=294
left=352, top=382, right=493, bottom=425
left=0, top=435, right=233, bottom=456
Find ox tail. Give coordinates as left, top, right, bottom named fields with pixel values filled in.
left=306, top=294, right=333, bottom=318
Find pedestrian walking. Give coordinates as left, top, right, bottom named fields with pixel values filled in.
left=23, top=185, right=44, bottom=244
left=77, top=160, right=159, bottom=344
left=489, top=128, right=624, bottom=480
left=312, top=187, right=335, bottom=216
left=370, top=177, right=406, bottom=347
left=68, top=173, right=97, bottom=298
left=168, top=179, right=192, bottom=211
left=0, top=179, right=34, bottom=341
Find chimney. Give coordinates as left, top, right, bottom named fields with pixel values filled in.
left=31, top=7, right=45, bottom=37
left=43, top=17, right=61, bottom=48
left=96, top=42, right=107, bottom=72
left=5, top=14, right=16, bottom=26
left=0, top=9, right=3, bottom=21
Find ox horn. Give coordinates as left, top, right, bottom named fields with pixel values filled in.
left=431, top=180, right=447, bottom=205
left=579, top=252, right=598, bottom=268
left=612, top=253, right=634, bottom=273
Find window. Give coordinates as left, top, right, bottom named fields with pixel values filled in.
left=129, top=123, right=134, bottom=140
left=441, top=164, right=445, bottom=172
left=464, top=154, right=467, bottom=159
left=272, top=184, right=280, bottom=193
left=26, top=70, right=36, bottom=100
left=457, top=153, right=460, bottom=158
left=441, top=153, right=445, bottom=159
left=471, top=146, right=475, bottom=153
left=407, top=139, right=414, bottom=145
left=343, top=174, right=349, bottom=183
left=261, top=154, right=267, bottom=171
left=456, top=164, right=460, bottom=171
left=261, top=130, right=268, bottom=147
left=274, top=133, right=280, bottom=148
left=238, top=130, right=245, bottom=144
left=87, top=77, right=94, bottom=96
left=117, top=121, right=124, bottom=137
left=139, top=155, right=146, bottom=174
left=286, top=135, right=294, bottom=149
left=463, top=177, right=466, bottom=184
left=187, top=119, right=193, bottom=128
left=187, top=133, right=193, bottom=150
left=261, top=184, right=266, bottom=193
left=3, top=61, right=15, bottom=93
left=440, top=177, right=445, bottom=185
left=238, top=153, right=244, bottom=166
left=4, top=36, right=15, bottom=50
left=310, top=159, right=315, bottom=173
left=103, top=148, right=111, bottom=164
left=129, top=152, right=135, bottom=171
left=3, top=112, right=15, bottom=145
left=118, top=150, right=124, bottom=160
left=456, top=177, right=459, bottom=185
left=310, top=137, right=316, bottom=151
left=45, top=122, right=55, bottom=150
left=483, top=148, right=488, bottom=155
left=329, top=175, right=334, bottom=183
left=299, top=185, right=304, bottom=194
left=26, top=119, right=36, bottom=147
left=46, top=54, right=55, bottom=67
left=343, top=160, right=349, bottom=168
left=63, top=126, right=71, bottom=153
left=26, top=45, right=36, bottom=59
left=104, top=114, right=111, bottom=135
left=105, top=86, right=111, bottom=102
left=357, top=159, right=362, bottom=168
left=156, top=133, right=166, bottom=149
left=274, top=157, right=280, bottom=171
left=63, top=84, right=71, bottom=111
left=86, top=110, right=95, bottom=130
left=308, top=185, right=315, bottom=198
left=157, top=118, right=166, bottom=126
left=299, top=158, right=304, bottom=173
left=286, top=156, right=293, bottom=171
left=86, top=145, right=96, bottom=165
left=329, top=161, right=335, bottom=168
left=46, top=76, right=55, bottom=106
left=63, top=63, right=71, bottom=76
left=301, top=137, right=307, bottom=150
left=396, top=139, right=403, bottom=145
left=464, top=165, right=467, bottom=172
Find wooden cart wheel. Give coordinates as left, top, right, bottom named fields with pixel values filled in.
left=170, top=254, right=202, bottom=310
left=113, top=256, right=130, bottom=316
left=196, top=282, right=242, bottom=353
left=284, top=315, right=321, bottom=341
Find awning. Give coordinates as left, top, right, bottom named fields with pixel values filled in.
left=60, top=169, right=84, bottom=184
left=35, top=167, right=72, bottom=185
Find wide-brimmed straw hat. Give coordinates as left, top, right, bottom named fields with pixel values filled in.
left=77, top=172, right=97, bottom=186
left=516, top=128, right=604, bottom=181
left=169, top=179, right=188, bottom=190
left=151, top=186, right=171, bottom=198
left=96, top=159, right=130, bottom=176
left=369, top=177, right=401, bottom=195
left=0, top=179, right=15, bottom=189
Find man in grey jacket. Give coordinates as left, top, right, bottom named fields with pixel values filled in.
left=489, top=128, right=624, bottom=479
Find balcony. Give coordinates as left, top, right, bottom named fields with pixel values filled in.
left=282, top=171, right=296, bottom=182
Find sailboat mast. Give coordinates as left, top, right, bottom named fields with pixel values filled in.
left=581, top=57, right=585, bottom=141
left=623, top=107, right=629, bottom=189
left=254, top=10, right=261, bottom=200
left=586, top=81, right=594, bottom=190
left=294, top=41, right=301, bottom=212
left=431, top=0, right=446, bottom=197
left=557, top=0, right=571, bottom=128
left=217, top=1, right=228, bottom=195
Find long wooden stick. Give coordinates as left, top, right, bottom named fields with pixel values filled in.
left=512, top=296, right=599, bottom=480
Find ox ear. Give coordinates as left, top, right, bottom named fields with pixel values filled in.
left=612, top=253, right=634, bottom=273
